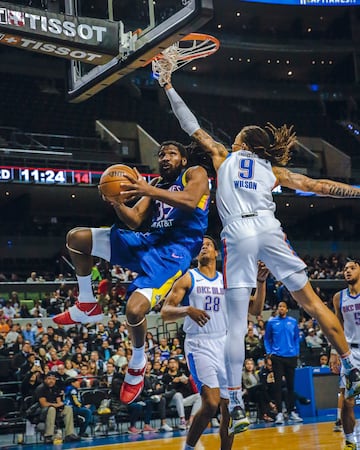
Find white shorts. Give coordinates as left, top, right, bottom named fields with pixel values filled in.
left=221, top=215, right=306, bottom=288
left=185, top=334, right=228, bottom=399
left=340, top=346, right=360, bottom=389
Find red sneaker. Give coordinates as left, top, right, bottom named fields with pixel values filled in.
left=120, top=360, right=147, bottom=404
left=53, top=301, right=103, bottom=325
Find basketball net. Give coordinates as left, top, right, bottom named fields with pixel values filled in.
left=151, top=33, right=219, bottom=87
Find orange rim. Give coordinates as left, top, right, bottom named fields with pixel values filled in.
left=145, top=32, right=219, bottom=65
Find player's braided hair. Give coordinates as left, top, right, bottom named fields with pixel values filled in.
left=185, top=141, right=215, bottom=176
left=241, top=122, right=297, bottom=166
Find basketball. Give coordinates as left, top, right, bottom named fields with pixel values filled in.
left=98, top=164, right=136, bottom=201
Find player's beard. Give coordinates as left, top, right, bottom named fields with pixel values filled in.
left=159, top=164, right=182, bottom=182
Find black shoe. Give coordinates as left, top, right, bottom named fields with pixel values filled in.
left=64, top=434, right=81, bottom=442
left=298, top=396, right=311, bottom=405
left=80, top=432, right=90, bottom=438
left=44, top=436, right=53, bottom=444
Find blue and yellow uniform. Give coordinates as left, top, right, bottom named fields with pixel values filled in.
left=109, top=168, right=209, bottom=306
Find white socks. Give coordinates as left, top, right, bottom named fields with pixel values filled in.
left=77, top=274, right=96, bottom=304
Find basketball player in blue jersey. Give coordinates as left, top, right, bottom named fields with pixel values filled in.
left=161, top=236, right=269, bottom=449
left=53, top=141, right=210, bottom=404
left=156, top=69, right=360, bottom=434
left=331, top=260, right=360, bottom=450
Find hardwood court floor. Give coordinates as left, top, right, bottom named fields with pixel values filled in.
left=2, top=418, right=357, bottom=450
left=62, top=420, right=356, bottom=450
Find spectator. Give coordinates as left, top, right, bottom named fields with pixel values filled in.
left=47, top=348, right=64, bottom=371
left=158, top=338, right=171, bottom=362
left=0, top=336, right=9, bottom=356
left=19, top=304, right=32, bottom=318
left=101, top=360, right=117, bottom=388
left=5, top=323, right=20, bottom=346
left=0, top=315, right=10, bottom=337
left=33, top=371, right=80, bottom=443
left=141, top=360, right=172, bottom=431
left=64, top=377, right=94, bottom=437
left=242, top=358, right=275, bottom=422
left=26, top=272, right=39, bottom=283
left=305, top=328, right=324, bottom=348
left=64, top=359, right=79, bottom=378
left=109, top=364, right=146, bottom=434
left=319, top=353, right=329, bottom=368
left=30, top=301, right=46, bottom=318
left=99, top=340, right=113, bottom=362
left=162, top=357, right=201, bottom=429
left=245, top=326, right=263, bottom=362
left=21, top=366, right=43, bottom=398
left=112, top=347, right=127, bottom=369
left=3, top=301, right=17, bottom=318
left=22, top=323, right=36, bottom=345
left=12, top=340, right=32, bottom=374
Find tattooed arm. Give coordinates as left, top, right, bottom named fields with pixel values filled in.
left=273, top=167, right=360, bottom=198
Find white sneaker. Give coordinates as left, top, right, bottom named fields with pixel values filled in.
left=275, top=413, right=285, bottom=424
left=289, top=411, right=303, bottom=422
left=159, top=423, right=173, bottom=432
left=211, top=417, right=220, bottom=428
left=228, top=406, right=250, bottom=435
left=178, top=421, right=187, bottom=430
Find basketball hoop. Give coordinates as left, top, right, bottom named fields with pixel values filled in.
left=149, top=33, right=220, bottom=86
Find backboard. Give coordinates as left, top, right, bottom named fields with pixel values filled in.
left=66, top=0, right=214, bottom=103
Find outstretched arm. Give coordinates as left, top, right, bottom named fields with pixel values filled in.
left=161, top=272, right=211, bottom=326
left=273, top=166, right=360, bottom=198
left=120, top=166, right=209, bottom=211
left=248, top=261, right=269, bottom=316
left=163, top=82, right=228, bottom=171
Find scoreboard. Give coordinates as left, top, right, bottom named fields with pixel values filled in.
left=0, top=165, right=157, bottom=185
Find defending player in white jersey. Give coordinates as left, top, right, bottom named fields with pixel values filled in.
left=331, top=260, right=360, bottom=450
left=155, top=67, right=360, bottom=435
left=161, top=236, right=269, bottom=449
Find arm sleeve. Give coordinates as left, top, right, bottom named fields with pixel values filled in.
left=165, top=87, right=200, bottom=136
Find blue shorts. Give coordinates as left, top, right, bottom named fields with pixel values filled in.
left=110, top=226, right=193, bottom=296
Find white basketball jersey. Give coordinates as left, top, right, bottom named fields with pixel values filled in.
left=182, top=268, right=227, bottom=336
left=340, top=288, right=360, bottom=344
left=216, top=150, right=277, bottom=226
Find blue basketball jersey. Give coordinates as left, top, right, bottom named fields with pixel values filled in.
left=109, top=167, right=209, bottom=295
left=147, top=168, right=209, bottom=256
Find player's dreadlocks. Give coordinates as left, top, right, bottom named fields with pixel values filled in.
left=240, top=122, right=297, bottom=166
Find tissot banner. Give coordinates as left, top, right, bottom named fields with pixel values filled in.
left=0, top=2, right=119, bottom=63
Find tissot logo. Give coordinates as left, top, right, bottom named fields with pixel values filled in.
left=0, top=7, right=107, bottom=42
left=0, top=33, right=109, bottom=63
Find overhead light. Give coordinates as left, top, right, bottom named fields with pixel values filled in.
left=247, top=58, right=251, bottom=63
left=307, top=27, right=312, bottom=33
left=267, top=59, right=271, bottom=64
left=191, top=66, right=197, bottom=71
left=217, top=24, right=222, bottom=29
left=229, top=57, right=234, bottom=61
left=236, top=11, right=241, bottom=17
left=287, top=70, right=293, bottom=76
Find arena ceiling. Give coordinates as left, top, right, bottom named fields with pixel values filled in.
left=0, top=1, right=359, bottom=99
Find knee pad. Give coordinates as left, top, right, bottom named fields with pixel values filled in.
left=282, top=270, right=308, bottom=292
